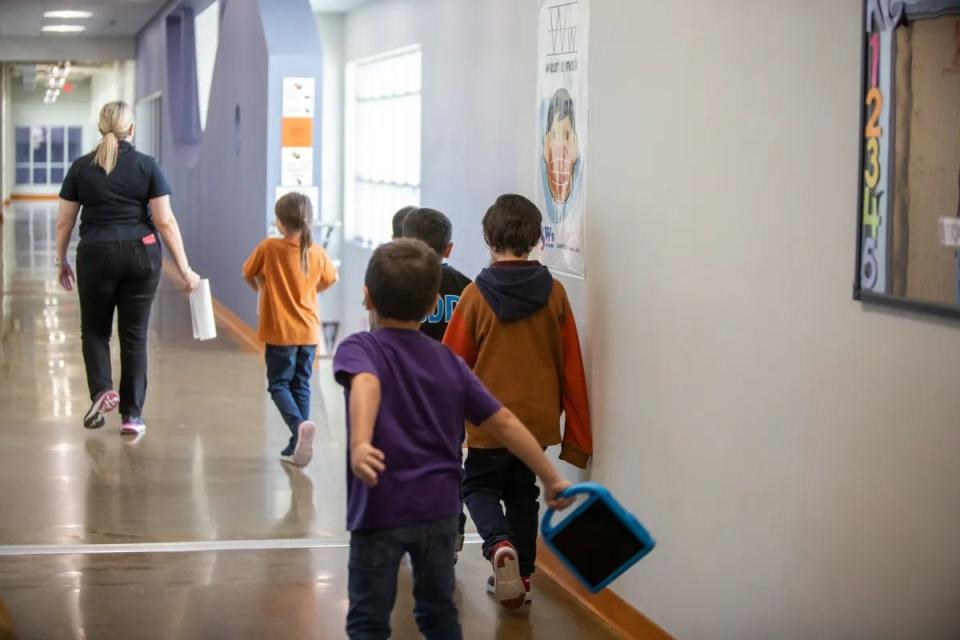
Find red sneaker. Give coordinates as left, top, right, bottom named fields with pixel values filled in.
left=488, top=541, right=525, bottom=609
left=522, top=576, right=532, bottom=604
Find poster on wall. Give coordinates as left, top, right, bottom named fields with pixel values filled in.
left=858, top=0, right=897, bottom=295
left=534, top=0, right=589, bottom=278
left=274, top=76, right=318, bottom=235
left=281, top=147, right=313, bottom=186
left=282, top=77, right=315, bottom=117
left=855, top=0, right=960, bottom=316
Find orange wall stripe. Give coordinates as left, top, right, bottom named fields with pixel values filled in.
left=536, top=539, right=673, bottom=639
left=161, top=258, right=263, bottom=353
left=160, top=259, right=330, bottom=366
left=11, top=194, right=60, bottom=201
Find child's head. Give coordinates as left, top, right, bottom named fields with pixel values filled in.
left=401, top=208, right=453, bottom=259
left=392, top=206, right=417, bottom=240
left=482, top=194, right=543, bottom=259
left=275, top=192, right=313, bottom=275
left=364, top=239, right=441, bottom=323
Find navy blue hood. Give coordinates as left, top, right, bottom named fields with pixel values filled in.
left=475, top=261, right=553, bottom=321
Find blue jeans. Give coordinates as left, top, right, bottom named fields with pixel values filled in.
left=347, top=517, right=461, bottom=640
left=463, top=448, right=540, bottom=577
left=264, top=345, right=316, bottom=455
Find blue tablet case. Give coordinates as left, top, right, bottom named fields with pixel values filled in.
left=541, top=482, right=655, bottom=593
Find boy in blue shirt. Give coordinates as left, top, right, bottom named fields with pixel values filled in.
left=334, top=239, right=571, bottom=639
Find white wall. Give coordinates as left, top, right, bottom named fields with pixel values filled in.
left=9, top=77, right=96, bottom=195
left=315, top=12, right=347, bottom=326
left=587, top=1, right=960, bottom=638
left=338, top=1, right=960, bottom=637
left=339, top=0, right=543, bottom=338
left=90, top=61, right=136, bottom=124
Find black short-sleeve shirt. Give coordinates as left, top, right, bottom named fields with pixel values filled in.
left=59, top=141, right=172, bottom=245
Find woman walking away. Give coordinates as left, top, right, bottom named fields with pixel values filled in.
left=243, top=192, right=338, bottom=467
left=55, top=101, right=201, bottom=436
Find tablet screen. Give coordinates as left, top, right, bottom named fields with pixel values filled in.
left=550, top=499, right=649, bottom=589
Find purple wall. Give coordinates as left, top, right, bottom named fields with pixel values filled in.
left=136, top=0, right=322, bottom=328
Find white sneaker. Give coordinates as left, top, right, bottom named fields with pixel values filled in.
left=291, top=421, right=316, bottom=467
left=121, top=417, right=146, bottom=436
left=489, top=542, right=525, bottom=609
left=83, top=390, right=119, bottom=429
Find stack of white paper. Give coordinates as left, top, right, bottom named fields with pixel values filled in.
left=189, top=279, right=217, bottom=341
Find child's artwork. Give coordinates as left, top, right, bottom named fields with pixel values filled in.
left=856, top=0, right=960, bottom=316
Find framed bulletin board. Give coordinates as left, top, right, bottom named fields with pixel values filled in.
left=855, top=0, right=960, bottom=318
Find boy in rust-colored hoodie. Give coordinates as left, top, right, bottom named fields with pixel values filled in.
left=443, top=194, right=592, bottom=609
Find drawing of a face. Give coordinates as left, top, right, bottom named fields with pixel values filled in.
left=543, top=88, right=579, bottom=205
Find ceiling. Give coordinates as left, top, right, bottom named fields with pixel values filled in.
left=0, top=0, right=168, bottom=38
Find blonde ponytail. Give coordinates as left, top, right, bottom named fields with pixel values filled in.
left=92, top=101, right=134, bottom=175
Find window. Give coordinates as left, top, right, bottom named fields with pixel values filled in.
left=194, top=0, right=219, bottom=130
left=15, top=125, right=82, bottom=186
left=135, top=94, right=163, bottom=161
left=344, top=46, right=421, bottom=246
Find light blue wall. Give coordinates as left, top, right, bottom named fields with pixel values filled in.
left=136, top=0, right=324, bottom=329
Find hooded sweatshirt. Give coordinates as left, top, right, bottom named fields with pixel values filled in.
left=443, top=261, right=592, bottom=468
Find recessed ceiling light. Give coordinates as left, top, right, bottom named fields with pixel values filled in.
left=44, top=11, right=93, bottom=19
left=42, top=25, right=86, bottom=33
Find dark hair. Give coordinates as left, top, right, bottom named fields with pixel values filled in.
left=401, top=208, right=453, bottom=256
left=546, top=87, right=575, bottom=134
left=365, top=239, right=441, bottom=321
left=482, top=194, right=543, bottom=256
left=392, top=206, right=417, bottom=239
left=275, top=192, right=313, bottom=275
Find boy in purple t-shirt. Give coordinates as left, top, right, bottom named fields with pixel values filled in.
left=334, top=239, right=572, bottom=639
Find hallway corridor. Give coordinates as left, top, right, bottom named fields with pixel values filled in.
left=0, top=202, right=620, bottom=639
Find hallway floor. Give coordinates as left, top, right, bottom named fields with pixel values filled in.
left=0, top=202, right=618, bottom=639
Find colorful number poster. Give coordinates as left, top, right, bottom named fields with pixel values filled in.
left=859, top=1, right=898, bottom=294
left=535, top=0, right=589, bottom=278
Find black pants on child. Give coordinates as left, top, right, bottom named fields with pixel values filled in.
left=347, top=516, right=461, bottom=640
left=462, top=448, right=540, bottom=577
left=76, top=238, right=161, bottom=419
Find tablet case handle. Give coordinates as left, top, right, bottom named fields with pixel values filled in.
left=541, top=481, right=609, bottom=537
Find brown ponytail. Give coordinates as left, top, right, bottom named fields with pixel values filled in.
left=275, top=192, right=313, bottom=276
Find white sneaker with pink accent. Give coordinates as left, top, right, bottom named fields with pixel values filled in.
left=83, top=390, right=119, bottom=430
left=121, top=417, right=146, bottom=436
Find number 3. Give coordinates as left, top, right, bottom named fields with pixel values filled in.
left=864, top=138, right=880, bottom=188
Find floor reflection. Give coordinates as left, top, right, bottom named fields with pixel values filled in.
left=0, top=202, right=347, bottom=545
left=0, top=548, right=620, bottom=640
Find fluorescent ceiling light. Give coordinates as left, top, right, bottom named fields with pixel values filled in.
left=44, top=11, right=93, bottom=19
left=42, top=25, right=86, bottom=33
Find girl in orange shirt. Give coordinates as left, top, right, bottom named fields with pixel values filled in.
left=243, top=193, right=338, bottom=466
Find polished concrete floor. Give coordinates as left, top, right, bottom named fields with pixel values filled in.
left=0, top=201, right=348, bottom=546
left=0, top=203, right=618, bottom=639
left=0, top=549, right=618, bottom=640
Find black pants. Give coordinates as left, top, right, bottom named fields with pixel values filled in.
left=463, top=448, right=541, bottom=577
left=76, top=238, right=161, bottom=419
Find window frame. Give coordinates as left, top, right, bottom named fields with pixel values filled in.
left=14, top=125, right=82, bottom=187
left=343, top=45, right=422, bottom=247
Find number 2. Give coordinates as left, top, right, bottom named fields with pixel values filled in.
left=865, top=87, right=883, bottom=138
